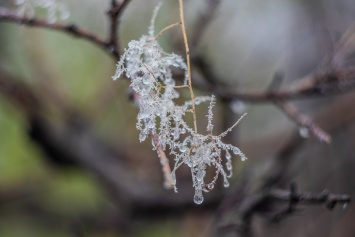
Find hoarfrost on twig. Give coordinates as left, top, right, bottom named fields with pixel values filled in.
left=112, top=3, right=247, bottom=204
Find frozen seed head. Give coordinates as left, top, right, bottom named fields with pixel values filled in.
left=112, top=2, right=247, bottom=204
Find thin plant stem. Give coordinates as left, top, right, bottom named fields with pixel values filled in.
left=160, top=85, right=189, bottom=89
left=154, top=22, right=181, bottom=41
left=219, top=113, right=247, bottom=137
left=178, top=0, right=198, bottom=133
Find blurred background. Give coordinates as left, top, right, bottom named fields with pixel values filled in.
left=0, top=0, right=355, bottom=236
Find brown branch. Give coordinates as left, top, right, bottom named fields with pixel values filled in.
left=268, top=70, right=331, bottom=143
left=107, top=0, right=132, bottom=57
left=191, top=67, right=355, bottom=102
left=0, top=72, right=40, bottom=116
left=2, top=7, right=355, bottom=104
left=219, top=184, right=351, bottom=236
left=270, top=188, right=351, bottom=212
left=276, top=101, right=331, bottom=143
left=0, top=8, right=115, bottom=58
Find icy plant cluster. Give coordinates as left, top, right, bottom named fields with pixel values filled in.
left=112, top=5, right=246, bottom=204
left=14, top=0, right=69, bottom=23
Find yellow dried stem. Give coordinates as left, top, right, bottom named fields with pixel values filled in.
left=153, top=22, right=181, bottom=41
left=178, top=0, right=198, bottom=133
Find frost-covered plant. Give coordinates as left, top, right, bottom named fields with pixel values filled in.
left=112, top=1, right=247, bottom=204
left=14, top=0, right=69, bottom=22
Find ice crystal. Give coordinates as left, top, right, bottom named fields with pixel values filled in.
left=112, top=4, right=247, bottom=204
left=14, top=0, right=70, bottom=23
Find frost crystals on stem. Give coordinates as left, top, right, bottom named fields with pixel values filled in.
left=112, top=3, right=247, bottom=204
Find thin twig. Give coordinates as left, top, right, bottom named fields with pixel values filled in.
left=190, top=67, right=355, bottom=102
left=219, top=185, right=351, bottom=236
left=2, top=7, right=355, bottom=105
left=0, top=8, right=111, bottom=57
left=153, top=22, right=181, bottom=41
left=270, top=188, right=351, bottom=210
left=107, top=0, right=132, bottom=57
left=276, top=101, right=331, bottom=143
left=219, top=113, right=247, bottom=137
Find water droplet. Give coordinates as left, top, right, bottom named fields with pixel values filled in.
left=138, top=110, right=149, bottom=119
left=225, top=151, right=231, bottom=159
left=194, top=98, right=201, bottom=105
left=40, top=0, right=53, bottom=8
left=151, top=138, right=156, bottom=149
left=148, top=121, right=155, bottom=129
left=233, top=147, right=240, bottom=155
left=172, top=130, right=180, bottom=140
left=194, top=193, right=204, bottom=205
left=139, top=133, right=146, bottom=142
left=47, top=11, right=57, bottom=24
left=59, top=4, right=70, bottom=20
left=226, top=162, right=232, bottom=171
left=223, top=179, right=230, bottom=188
left=181, top=128, right=186, bottom=134
left=343, top=203, right=348, bottom=210
left=299, top=127, right=310, bottom=138
left=60, top=10, right=70, bottom=20
left=230, top=100, right=246, bottom=114
left=179, top=145, right=187, bottom=152
left=227, top=170, right=233, bottom=178
left=173, top=115, right=180, bottom=122
left=207, top=183, right=214, bottom=190
left=196, top=171, right=205, bottom=182
left=142, top=77, right=150, bottom=85
left=165, top=78, right=175, bottom=86
left=203, top=187, right=210, bottom=192
left=171, top=172, right=176, bottom=184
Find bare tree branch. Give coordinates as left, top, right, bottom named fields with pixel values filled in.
left=0, top=8, right=116, bottom=58
left=190, top=0, right=221, bottom=48
left=191, top=67, right=355, bottom=102
left=219, top=185, right=350, bottom=237
left=276, top=101, right=331, bottom=143
left=107, top=0, right=132, bottom=57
